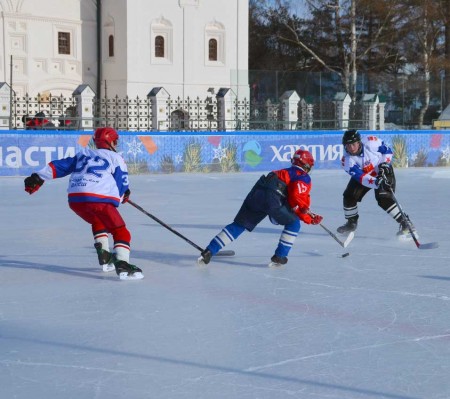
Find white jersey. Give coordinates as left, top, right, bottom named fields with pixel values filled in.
left=37, top=147, right=129, bottom=207
left=342, top=135, right=393, bottom=189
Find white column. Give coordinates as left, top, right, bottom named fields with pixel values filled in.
left=334, top=92, right=352, bottom=129
left=73, top=85, right=95, bottom=130
left=0, top=83, right=11, bottom=130
left=280, top=90, right=300, bottom=130
left=148, top=87, right=170, bottom=131
left=217, top=88, right=236, bottom=131
left=378, top=102, right=386, bottom=130
left=362, top=94, right=379, bottom=130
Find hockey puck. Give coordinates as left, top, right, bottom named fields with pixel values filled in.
left=341, top=252, right=350, bottom=258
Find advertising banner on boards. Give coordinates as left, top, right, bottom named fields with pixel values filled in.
left=0, top=130, right=449, bottom=176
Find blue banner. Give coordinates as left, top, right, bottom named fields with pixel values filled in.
left=1, top=130, right=449, bottom=176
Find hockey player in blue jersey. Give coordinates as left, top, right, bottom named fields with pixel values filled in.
left=24, top=127, right=143, bottom=280
left=198, top=149, right=323, bottom=267
left=337, top=129, right=416, bottom=239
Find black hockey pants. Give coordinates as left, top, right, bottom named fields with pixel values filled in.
left=342, top=175, right=396, bottom=212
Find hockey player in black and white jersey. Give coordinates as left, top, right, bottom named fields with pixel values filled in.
left=337, top=129, right=416, bottom=240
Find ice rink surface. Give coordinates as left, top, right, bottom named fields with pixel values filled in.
left=1, top=168, right=450, bottom=399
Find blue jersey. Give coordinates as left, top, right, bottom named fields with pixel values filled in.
left=36, top=147, right=129, bottom=207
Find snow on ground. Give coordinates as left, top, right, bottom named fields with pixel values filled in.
left=1, top=168, right=450, bottom=399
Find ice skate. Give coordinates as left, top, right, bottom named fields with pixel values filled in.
left=114, top=260, right=144, bottom=280
left=197, top=249, right=212, bottom=265
left=397, top=216, right=418, bottom=242
left=268, top=255, right=288, bottom=268
left=337, top=219, right=357, bottom=234
left=94, top=242, right=115, bottom=272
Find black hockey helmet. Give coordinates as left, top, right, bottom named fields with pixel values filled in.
left=342, top=129, right=361, bottom=145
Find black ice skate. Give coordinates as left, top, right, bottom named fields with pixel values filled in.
left=337, top=219, right=358, bottom=234
left=94, top=243, right=115, bottom=272
left=114, top=260, right=144, bottom=280
left=268, top=254, right=288, bottom=268
left=397, top=215, right=418, bottom=241
left=197, top=249, right=212, bottom=265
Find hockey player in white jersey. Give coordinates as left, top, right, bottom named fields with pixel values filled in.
left=337, top=129, right=416, bottom=239
left=24, top=127, right=143, bottom=280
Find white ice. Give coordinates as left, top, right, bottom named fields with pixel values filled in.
left=1, top=168, right=450, bottom=399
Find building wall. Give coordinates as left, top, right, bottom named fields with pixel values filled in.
left=0, top=0, right=90, bottom=97
left=0, top=0, right=249, bottom=101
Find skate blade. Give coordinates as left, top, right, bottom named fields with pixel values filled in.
left=398, top=233, right=418, bottom=242
left=103, top=264, right=115, bottom=272
left=119, top=271, right=144, bottom=280
left=197, top=256, right=207, bottom=265
left=216, top=250, right=235, bottom=257
left=268, top=262, right=284, bottom=268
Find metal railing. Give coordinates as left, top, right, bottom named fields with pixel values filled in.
left=3, top=92, right=384, bottom=132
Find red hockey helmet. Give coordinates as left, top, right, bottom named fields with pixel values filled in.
left=291, top=149, right=314, bottom=173
left=93, top=127, right=119, bottom=150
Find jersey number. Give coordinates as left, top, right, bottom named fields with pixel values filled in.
left=74, top=155, right=110, bottom=177
left=296, top=181, right=308, bottom=194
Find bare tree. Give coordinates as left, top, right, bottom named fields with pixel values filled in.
left=265, top=0, right=402, bottom=101
left=398, top=0, right=445, bottom=126
left=444, top=0, right=450, bottom=109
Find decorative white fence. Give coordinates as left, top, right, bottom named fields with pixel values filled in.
left=0, top=83, right=386, bottom=132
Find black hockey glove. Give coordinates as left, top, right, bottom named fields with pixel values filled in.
left=24, top=173, right=44, bottom=194
left=376, top=163, right=393, bottom=190
left=122, top=189, right=131, bottom=203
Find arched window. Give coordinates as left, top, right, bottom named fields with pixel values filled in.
left=151, top=17, right=172, bottom=64
left=108, top=35, right=114, bottom=57
left=155, top=36, right=165, bottom=58
left=205, top=22, right=224, bottom=65
left=208, top=39, right=217, bottom=61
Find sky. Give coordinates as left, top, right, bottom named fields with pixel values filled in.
left=267, top=0, right=310, bottom=17
left=1, top=167, right=450, bottom=399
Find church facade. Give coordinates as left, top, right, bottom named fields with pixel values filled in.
left=0, top=0, right=249, bottom=100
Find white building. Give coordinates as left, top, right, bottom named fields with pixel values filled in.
left=0, top=0, right=249, bottom=100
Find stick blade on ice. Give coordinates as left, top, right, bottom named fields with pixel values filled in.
left=419, top=242, right=439, bottom=250
left=216, top=250, right=235, bottom=257
left=343, top=231, right=355, bottom=248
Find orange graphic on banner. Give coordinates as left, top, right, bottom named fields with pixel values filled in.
left=78, top=135, right=92, bottom=147
left=139, top=136, right=157, bottom=154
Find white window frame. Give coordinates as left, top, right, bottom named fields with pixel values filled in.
left=205, top=23, right=225, bottom=66
left=53, top=26, right=76, bottom=58
left=151, top=18, right=173, bottom=65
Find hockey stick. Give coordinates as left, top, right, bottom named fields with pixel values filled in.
left=319, top=223, right=354, bottom=248
left=388, top=189, right=438, bottom=250
left=127, top=200, right=235, bottom=256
